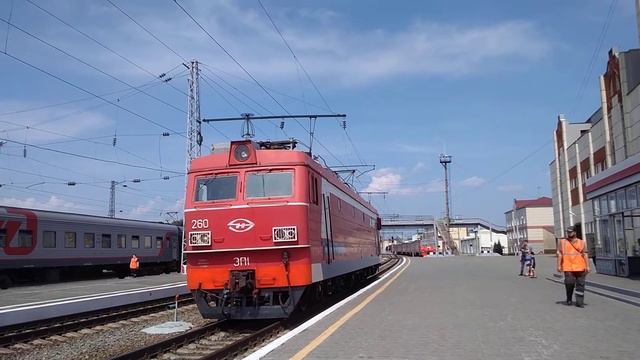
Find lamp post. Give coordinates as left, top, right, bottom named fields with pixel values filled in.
left=440, top=154, right=452, bottom=254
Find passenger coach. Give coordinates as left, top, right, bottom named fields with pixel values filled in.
left=185, top=140, right=381, bottom=319
left=0, top=206, right=182, bottom=289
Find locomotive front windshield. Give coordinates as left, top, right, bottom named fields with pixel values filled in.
left=195, top=174, right=238, bottom=202
left=246, top=171, right=292, bottom=198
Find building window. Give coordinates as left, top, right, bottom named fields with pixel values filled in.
left=608, top=193, right=617, bottom=213
left=628, top=186, right=638, bottom=209
left=616, top=190, right=626, bottom=210
left=101, top=234, right=112, bottom=248
left=117, top=234, right=126, bottom=248
left=600, top=196, right=608, bottom=215
left=43, top=231, right=56, bottom=248
left=84, top=233, right=95, bottom=248
left=132, top=235, right=140, bottom=249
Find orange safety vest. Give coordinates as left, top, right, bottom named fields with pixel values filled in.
left=129, top=256, right=139, bottom=270
left=560, top=238, right=587, bottom=272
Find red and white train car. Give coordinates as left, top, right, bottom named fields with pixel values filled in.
left=0, top=206, right=182, bottom=288
left=185, top=140, right=381, bottom=319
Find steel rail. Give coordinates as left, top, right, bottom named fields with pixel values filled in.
left=0, top=295, right=193, bottom=347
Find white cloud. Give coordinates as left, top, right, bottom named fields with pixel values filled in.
left=364, top=168, right=402, bottom=193
left=497, top=184, right=524, bottom=192
left=364, top=168, right=443, bottom=195
left=31, top=2, right=552, bottom=87
left=0, top=195, right=81, bottom=212
left=460, top=176, right=486, bottom=188
left=127, top=196, right=160, bottom=217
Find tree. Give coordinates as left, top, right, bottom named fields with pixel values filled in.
left=493, top=241, right=503, bottom=255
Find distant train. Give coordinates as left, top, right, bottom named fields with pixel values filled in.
left=389, top=240, right=436, bottom=257
left=0, top=206, right=182, bottom=289
left=184, top=139, right=381, bottom=319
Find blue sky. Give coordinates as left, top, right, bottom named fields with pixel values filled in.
left=0, top=0, right=638, bottom=225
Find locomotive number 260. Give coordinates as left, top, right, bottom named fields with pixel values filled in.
left=191, top=219, right=209, bottom=229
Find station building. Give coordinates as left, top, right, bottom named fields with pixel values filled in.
left=504, top=197, right=555, bottom=254
left=550, top=45, right=640, bottom=276
left=459, top=228, right=508, bottom=254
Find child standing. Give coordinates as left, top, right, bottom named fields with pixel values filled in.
left=527, top=247, right=537, bottom=278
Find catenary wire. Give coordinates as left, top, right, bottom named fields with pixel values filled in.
left=0, top=50, right=185, bottom=137
left=0, top=17, right=186, bottom=115
left=24, top=0, right=188, bottom=98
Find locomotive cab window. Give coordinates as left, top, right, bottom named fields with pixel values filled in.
left=0, top=229, right=6, bottom=247
left=195, top=174, right=237, bottom=202
left=246, top=171, right=293, bottom=198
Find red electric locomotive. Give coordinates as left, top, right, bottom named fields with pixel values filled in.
left=184, top=139, right=381, bottom=319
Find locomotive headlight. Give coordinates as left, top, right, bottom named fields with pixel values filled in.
left=234, top=144, right=250, bottom=162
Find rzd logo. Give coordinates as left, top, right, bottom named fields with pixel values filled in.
left=227, top=218, right=255, bottom=233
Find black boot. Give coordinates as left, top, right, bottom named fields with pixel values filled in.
left=565, top=284, right=574, bottom=305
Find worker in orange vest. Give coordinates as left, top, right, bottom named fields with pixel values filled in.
left=129, top=254, right=140, bottom=278
left=557, top=226, right=590, bottom=307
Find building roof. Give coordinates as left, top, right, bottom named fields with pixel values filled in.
left=513, top=196, right=552, bottom=210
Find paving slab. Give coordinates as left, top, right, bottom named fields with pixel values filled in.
left=259, top=256, right=640, bottom=360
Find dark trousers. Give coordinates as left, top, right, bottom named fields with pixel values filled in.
left=519, top=255, right=525, bottom=275
left=564, top=271, right=586, bottom=305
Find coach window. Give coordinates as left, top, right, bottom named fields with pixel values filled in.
left=195, top=174, right=237, bottom=202
left=144, top=235, right=152, bottom=249
left=117, top=234, right=126, bottom=248
left=65, top=232, right=76, bottom=248
left=18, top=230, right=33, bottom=247
left=156, top=236, right=163, bottom=249
left=43, top=231, right=56, bottom=248
left=84, top=233, right=95, bottom=248
left=132, top=235, right=140, bottom=249
left=0, top=229, right=6, bottom=247
left=102, top=234, right=112, bottom=248
left=246, top=171, right=293, bottom=198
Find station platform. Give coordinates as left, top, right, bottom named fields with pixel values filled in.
left=0, top=273, right=188, bottom=327
left=247, top=255, right=640, bottom=360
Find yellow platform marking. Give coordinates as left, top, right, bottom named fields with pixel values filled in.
left=290, top=258, right=411, bottom=360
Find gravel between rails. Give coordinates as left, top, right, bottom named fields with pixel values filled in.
left=1, top=304, right=212, bottom=360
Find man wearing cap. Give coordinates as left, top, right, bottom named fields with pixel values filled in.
left=557, top=226, right=590, bottom=307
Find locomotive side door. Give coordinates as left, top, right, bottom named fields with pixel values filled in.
left=321, top=193, right=333, bottom=264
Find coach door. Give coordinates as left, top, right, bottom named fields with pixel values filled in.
left=321, top=194, right=334, bottom=264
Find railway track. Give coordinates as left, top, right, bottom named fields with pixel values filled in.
left=111, top=319, right=282, bottom=360
left=0, top=295, right=193, bottom=349
left=109, top=255, right=402, bottom=360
